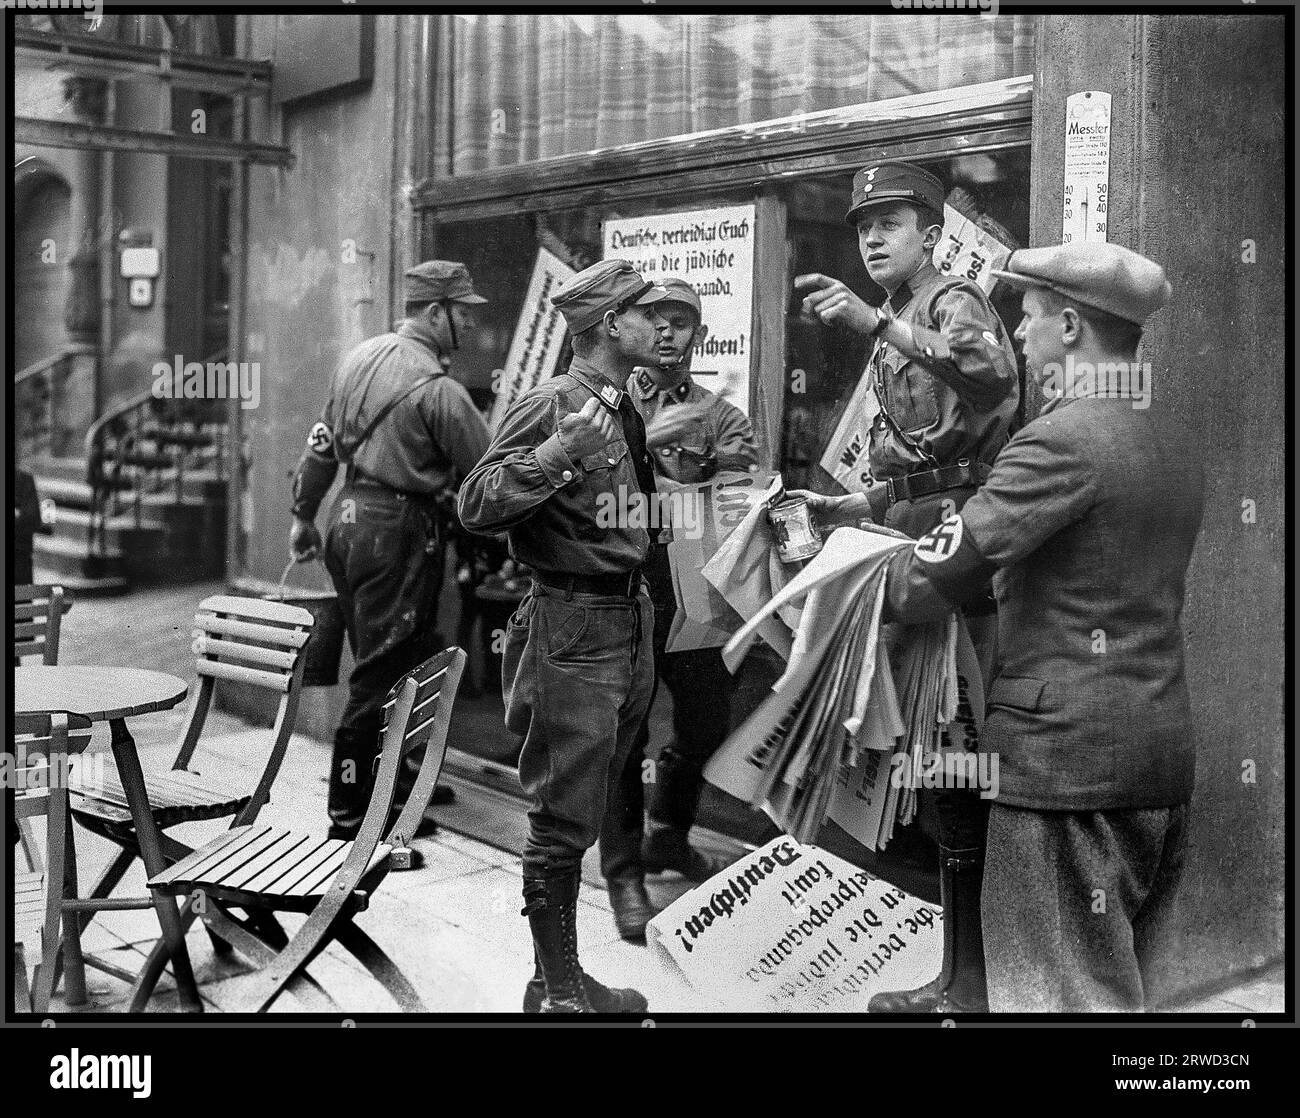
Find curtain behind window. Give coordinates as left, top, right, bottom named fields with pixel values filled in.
left=433, top=13, right=1036, bottom=176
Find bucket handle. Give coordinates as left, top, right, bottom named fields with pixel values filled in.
left=275, top=556, right=333, bottom=600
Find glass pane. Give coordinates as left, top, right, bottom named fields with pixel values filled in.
left=438, top=12, right=1036, bottom=174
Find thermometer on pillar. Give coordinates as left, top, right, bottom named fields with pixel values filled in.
left=1063, top=90, right=1111, bottom=245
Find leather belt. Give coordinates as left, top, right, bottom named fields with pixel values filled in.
left=886, top=458, right=990, bottom=507
left=344, top=464, right=433, bottom=504
left=533, top=569, right=643, bottom=598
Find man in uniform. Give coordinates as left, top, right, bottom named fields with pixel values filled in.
left=794, top=161, right=1019, bottom=1011
left=458, top=259, right=672, bottom=1013
left=598, top=278, right=759, bottom=942
left=289, top=261, right=491, bottom=870
left=876, top=241, right=1204, bottom=1011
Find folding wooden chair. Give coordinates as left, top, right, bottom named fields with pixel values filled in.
left=14, top=584, right=73, bottom=876
left=13, top=583, right=70, bottom=666
left=66, top=596, right=314, bottom=960
left=12, top=712, right=93, bottom=1013
left=146, top=648, right=466, bottom=1012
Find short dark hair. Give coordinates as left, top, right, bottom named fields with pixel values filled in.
left=911, top=203, right=943, bottom=233
left=569, top=322, right=600, bottom=357
left=1040, top=289, right=1143, bottom=354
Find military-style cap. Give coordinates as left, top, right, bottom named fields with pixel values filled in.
left=551, top=259, right=671, bottom=334
left=404, top=260, right=488, bottom=305
left=657, top=277, right=702, bottom=316
left=846, top=161, right=946, bottom=226
left=992, top=242, right=1172, bottom=326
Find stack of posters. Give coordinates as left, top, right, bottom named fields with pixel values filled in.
left=704, top=527, right=984, bottom=851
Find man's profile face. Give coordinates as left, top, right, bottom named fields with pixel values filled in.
left=1015, top=287, right=1067, bottom=386
left=613, top=304, right=672, bottom=365
left=646, top=302, right=706, bottom=385
left=856, top=202, right=938, bottom=292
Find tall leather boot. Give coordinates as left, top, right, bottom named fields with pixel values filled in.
left=868, top=846, right=988, bottom=1013
left=521, top=948, right=649, bottom=1014
left=523, top=872, right=647, bottom=1014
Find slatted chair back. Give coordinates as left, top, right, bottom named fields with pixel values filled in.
left=145, top=648, right=467, bottom=1012
left=379, top=648, right=466, bottom=850
left=13, top=584, right=69, bottom=665
left=12, top=711, right=93, bottom=1012
left=178, top=595, right=315, bottom=824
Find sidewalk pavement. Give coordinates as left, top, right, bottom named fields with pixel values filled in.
left=28, top=581, right=1284, bottom=1016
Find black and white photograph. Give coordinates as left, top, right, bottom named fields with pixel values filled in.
left=3, top=0, right=1292, bottom=1075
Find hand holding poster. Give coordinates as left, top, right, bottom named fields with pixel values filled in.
left=647, top=837, right=943, bottom=1012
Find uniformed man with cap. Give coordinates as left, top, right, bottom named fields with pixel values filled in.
left=794, top=160, right=1020, bottom=1011
left=289, top=260, right=491, bottom=869
left=458, top=258, right=672, bottom=1013
left=598, top=277, right=759, bottom=942
left=876, top=241, right=1204, bottom=1010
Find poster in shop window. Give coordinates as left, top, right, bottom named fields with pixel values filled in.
left=488, top=247, right=576, bottom=432
left=602, top=204, right=756, bottom=417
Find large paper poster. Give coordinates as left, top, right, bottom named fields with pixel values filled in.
left=647, top=837, right=943, bottom=1012
left=602, top=205, right=756, bottom=417
left=488, top=247, right=576, bottom=432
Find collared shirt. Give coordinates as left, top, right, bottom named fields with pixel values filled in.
left=457, top=355, right=655, bottom=576
left=291, top=319, right=490, bottom=518
left=867, top=262, right=1020, bottom=480
left=628, top=369, right=759, bottom=484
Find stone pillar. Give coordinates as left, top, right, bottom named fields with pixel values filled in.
left=1029, top=14, right=1285, bottom=1003
left=59, top=75, right=108, bottom=452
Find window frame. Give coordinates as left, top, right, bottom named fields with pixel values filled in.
left=412, top=75, right=1033, bottom=223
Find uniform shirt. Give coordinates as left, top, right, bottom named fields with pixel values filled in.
left=291, top=319, right=489, bottom=519
left=457, top=356, right=655, bottom=576
left=629, top=369, right=759, bottom=484
left=882, top=395, right=1206, bottom=812
left=867, top=261, right=1019, bottom=480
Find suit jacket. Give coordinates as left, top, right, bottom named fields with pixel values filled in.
left=885, top=394, right=1206, bottom=811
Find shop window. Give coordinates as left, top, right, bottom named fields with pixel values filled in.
left=430, top=147, right=1029, bottom=491
left=431, top=12, right=1036, bottom=175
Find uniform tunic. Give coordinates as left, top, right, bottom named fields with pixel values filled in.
left=866, top=262, right=1019, bottom=485
left=599, top=371, right=759, bottom=881
left=289, top=318, right=489, bottom=833
left=458, top=354, right=658, bottom=877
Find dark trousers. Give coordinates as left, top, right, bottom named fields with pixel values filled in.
left=886, top=488, right=996, bottom=851
left=983, top=803, right=1190, bottom=1011
left=503, top=580, right=654, bottom=879
left=599, top=547, right=735, bottom=882
left=322, top=484, right=444, bottom=833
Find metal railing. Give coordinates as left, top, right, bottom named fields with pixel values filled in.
left=85, top=348, right=230, bottom=558
left=15, top=344, right=97, bottom=459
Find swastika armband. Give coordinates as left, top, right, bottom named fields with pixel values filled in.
left=306, top=421, right=335, bottom=457
left=914, top=513, right=964, bottom=563
left=884, top=514, right=997, bottom=623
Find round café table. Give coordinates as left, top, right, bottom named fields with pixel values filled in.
left=14, top=665, right=201, bottom=1012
